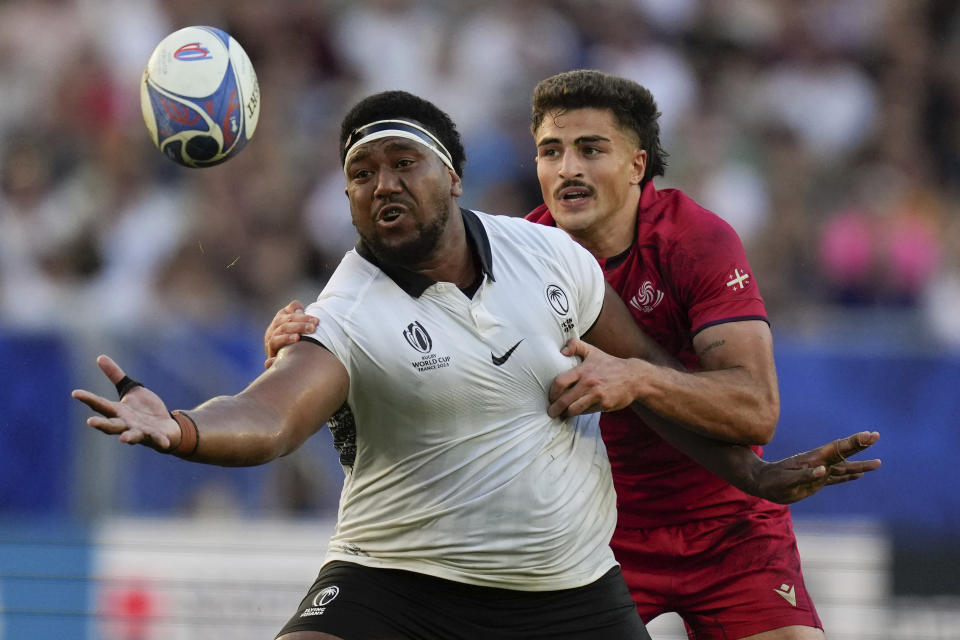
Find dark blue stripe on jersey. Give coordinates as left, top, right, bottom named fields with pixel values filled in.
left=692, top=315, right=769, bottom=337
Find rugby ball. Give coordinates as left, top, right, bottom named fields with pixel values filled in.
left=140, top=26, right=260, bottom=168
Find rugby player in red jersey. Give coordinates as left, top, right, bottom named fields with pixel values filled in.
left=264, top=71, right=882, bottom=640
left=527, top=70, right=830, bottom=640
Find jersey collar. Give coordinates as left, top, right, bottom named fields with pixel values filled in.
left=356, top=207, right=496, bottom=298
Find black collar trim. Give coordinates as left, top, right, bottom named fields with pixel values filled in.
left=355, top=208, right=495, bottom=298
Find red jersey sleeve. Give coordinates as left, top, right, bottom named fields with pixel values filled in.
left=664, top=213, right=768, bottom=336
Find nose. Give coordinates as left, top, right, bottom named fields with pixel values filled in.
left=373, top=167, right=402, bottom=198
left=558, top=150, right=583, bottom=179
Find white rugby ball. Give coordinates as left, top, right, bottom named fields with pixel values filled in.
left=140, top=26, right=260, bottom=168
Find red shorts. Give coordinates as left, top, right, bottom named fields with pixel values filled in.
left=613, top=510, right=822, bottom=640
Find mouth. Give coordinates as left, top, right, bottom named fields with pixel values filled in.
left=556, top=184, right=593, bottom=203
left=376, top=203, right=407, bottom=223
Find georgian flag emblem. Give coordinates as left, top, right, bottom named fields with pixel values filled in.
left=629, top=281, right=664, bottom=313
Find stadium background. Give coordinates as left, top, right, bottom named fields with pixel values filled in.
left=1, top=0, right=958, bottom=638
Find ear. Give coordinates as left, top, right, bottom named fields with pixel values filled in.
left=449, top=168, right=463, bottom=197
left=630, top=148, right=647, bottom=185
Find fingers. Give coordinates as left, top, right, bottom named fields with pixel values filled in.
left=279, top=319, right=319, bottom=336
left=95, top=354, right=127, bottom=385
left=835, top=431, right=880, bottom=460
left=829, top=459, right=882, bottom=476
left=824, top=473, right=864, bottom=486
left=284, top=299, right=305, bottom=313
left=85, top=414, right=128, bottom=434
left=117, top=427, right=171, bottom=450
left=547, top=389, right=574, bottom=419
left=560, top=338, right=591, bottom=359
left=71, top=389, right=118, bottom=418
left=548, top=374, right=574, bottom=405
left=265, top=317, right=319, bottom=359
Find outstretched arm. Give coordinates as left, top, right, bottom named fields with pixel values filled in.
left=72, top=341, right=347, bottom=466
left=631, top=393, right=881, bottom=504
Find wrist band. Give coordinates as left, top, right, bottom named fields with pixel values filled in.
left=169, top=410, right=200, bottom=458
left=115, top=375, right=144, bottom=399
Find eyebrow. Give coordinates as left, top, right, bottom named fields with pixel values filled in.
left=536, top=134, right=612, bottom=147
left=345, top=139, right=424, bottom=168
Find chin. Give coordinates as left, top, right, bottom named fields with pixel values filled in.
left=552, top=206, right=595, bottom=228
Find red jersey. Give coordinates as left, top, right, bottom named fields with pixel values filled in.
left=527, top=181, right=787, bottom=528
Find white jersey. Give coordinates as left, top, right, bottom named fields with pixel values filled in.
left=303, top=209, right=616, bottom=591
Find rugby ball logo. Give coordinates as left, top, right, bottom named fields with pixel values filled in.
left=403, top=321, right=433, bottom=353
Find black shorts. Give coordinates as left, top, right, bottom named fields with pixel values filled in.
left=276, top=561, right=650, bottom=640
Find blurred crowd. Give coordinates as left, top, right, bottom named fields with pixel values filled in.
left=1, top=0, right=959, bottom=348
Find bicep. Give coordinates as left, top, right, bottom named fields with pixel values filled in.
left=582, top=282, right=682, bottom=370
left=240, top=340, right=349, bottom=454
left=693, top=320, right=776, bottom=377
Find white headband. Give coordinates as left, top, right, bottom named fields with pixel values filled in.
left=343, top=119, right=455, bottom=173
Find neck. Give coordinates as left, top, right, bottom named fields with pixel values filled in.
left=412, top=205, right=478, bottom=288
left=569, top=191, right=640, bottom=260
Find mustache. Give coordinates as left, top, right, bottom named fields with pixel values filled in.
left=555, top=179, right=593, bottom=196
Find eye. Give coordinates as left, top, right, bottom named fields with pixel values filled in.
left=582, top=146, right=601, bottom=156
left=351, top=168, right=373, bottom=181
left=538, top=147, right=559, bottom=158
left=396, top=158, right=415, bottom=168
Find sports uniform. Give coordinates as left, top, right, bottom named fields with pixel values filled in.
left=528, top=181, right=822, bottom=639
left=277, top=207, right=649, bottom=639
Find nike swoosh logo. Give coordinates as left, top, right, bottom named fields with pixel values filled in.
left=491, top=340, right=524, bottom=366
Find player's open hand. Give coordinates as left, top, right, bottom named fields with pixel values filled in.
left=753, top=431, right=882, bottom=504
left=71, top=355, right=180, bottom=452
left=547, top=338, right=650, bottom=418
left=263, top=300, right=319, bottom=369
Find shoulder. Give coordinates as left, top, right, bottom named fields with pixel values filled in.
left=642, top=186, right=744, bottom=251
left=474, top=209, right=580, bottom=256
left=310, top=250, right=380, bottom=312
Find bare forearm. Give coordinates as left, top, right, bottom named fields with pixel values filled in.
left=630, top=400, right=763, bottom=493
left=171, top=344, right=345, bottom=466
left=579, top=287, right=778, bottom=445
left=631, top=360, right=778, bottom=445
left=176, top=394, right=293, bottom=466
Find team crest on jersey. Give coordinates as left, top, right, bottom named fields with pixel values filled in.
left=403, top=320, right=451, bottom=372
left=545, top=284, right=570, bottom=316
left=629, top=281, right=664, bottom=313
left=725, top=267, right=751, bottom=291
left=545, top=284, right=575, bottom=334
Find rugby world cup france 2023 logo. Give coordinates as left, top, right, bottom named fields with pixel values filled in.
left=403, top=321, right=433, bottom=354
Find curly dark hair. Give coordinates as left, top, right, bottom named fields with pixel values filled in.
left=339, top=90, right=466, bottom=178
left=530, top=70, right=668, bottom=184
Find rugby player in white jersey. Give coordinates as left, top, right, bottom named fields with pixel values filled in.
left=73, top=91, right=873, bottom=640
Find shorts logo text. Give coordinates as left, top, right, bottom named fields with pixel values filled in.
left=300, top=585, right=340, bottom=617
